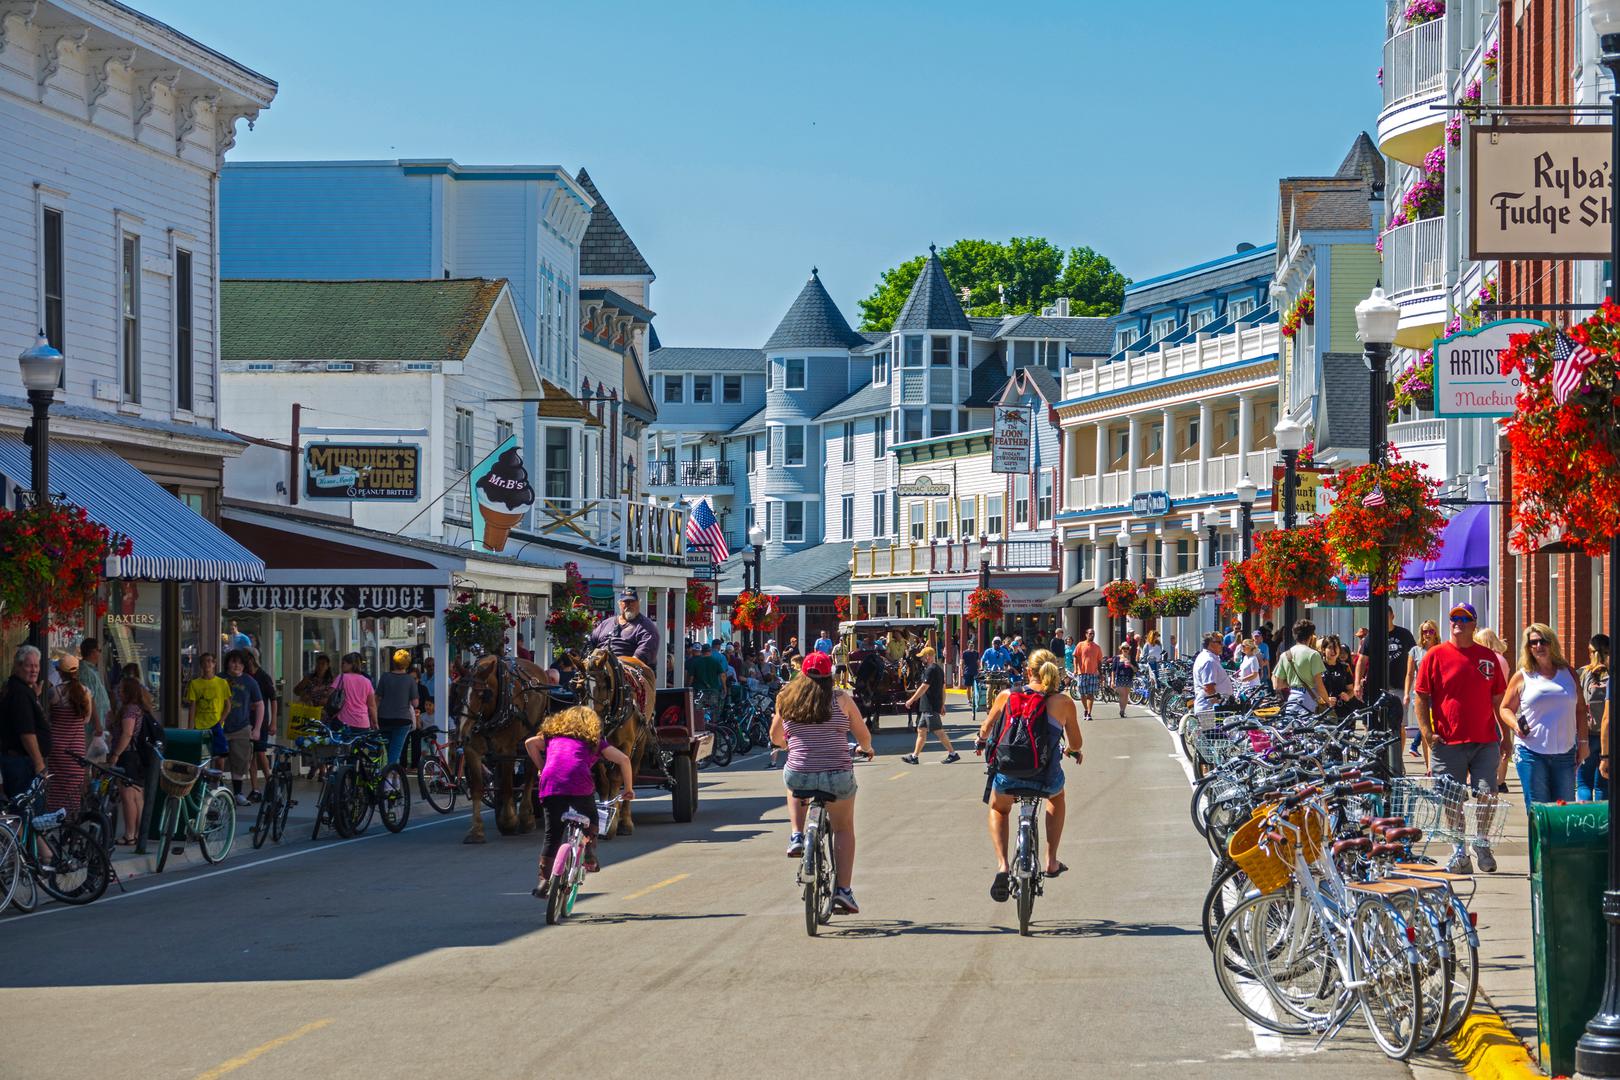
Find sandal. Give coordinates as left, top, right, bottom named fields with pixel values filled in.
left=1046, top=862, right=1069, bottom=878
left=990, top=871, right=1011, bottom=903
left=117, top=836, right=139, bottom=846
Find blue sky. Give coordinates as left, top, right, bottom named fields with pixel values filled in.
left=147, top=0, right=1382, bottom=345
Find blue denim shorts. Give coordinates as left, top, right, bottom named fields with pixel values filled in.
left=993, top=766, right=1065, bottom=799
left=783, top=768, right=857, bottom=800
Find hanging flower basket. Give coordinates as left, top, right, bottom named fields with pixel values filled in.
left=545, top=600, right=595, bottom=655
left=733, top=589, right=785, bottom=632
left=1405, top=0, right=1444, bottom=26
left=446, top=592, right=515, bottom=656
left=1127, top=593, right=1167, bottom=620
left=1280, top=289, right=1315, bottom=339
left=833, top=595, right=851, bottom=621
left=1247, top=520, right=1338, bottom=607
left=0, top=502, right=128, bottom=629
left=1158, top=586, right=1199, bottom=617
left=1102, top=579, right=1139, bottom=619
left=1218, top=559, right=1260, bottom=617
left=686, top=580, right=714, bottom=631
left=1322, top=450, right=1444, bottom=594
left=966, top=586, right=1007, bottom=623
left=1500, top=305, right=1620, bottom=555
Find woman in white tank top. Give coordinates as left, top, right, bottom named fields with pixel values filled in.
left=1499, top=623, right=1589, bottom=818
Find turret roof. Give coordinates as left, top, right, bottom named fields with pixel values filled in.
left=763, top=270, right=866, bottom=351
left=892, top=246, right=971, bottom=333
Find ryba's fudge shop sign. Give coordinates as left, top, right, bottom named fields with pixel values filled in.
left=1470, top=125, right=1613, bottom=259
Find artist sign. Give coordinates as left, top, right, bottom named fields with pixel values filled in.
left=1470, top=125, right=1612, bottom=259
left=1431, top=319, right=1545, bottom=417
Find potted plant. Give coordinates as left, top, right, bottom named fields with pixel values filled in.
left=1322, top=450, right=1444, bottom=594
left=0, top=502, right=128, bottom=629
left=1102, top=579, right=1140, bottom=619
left=446, top=593, right=515, bottom=656
left=966, top=586, right=1007, bottom=623
left=686, top=580, right=714, bottom=631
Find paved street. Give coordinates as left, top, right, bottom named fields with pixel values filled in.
left=5, top=704, right=1427, bottom=1079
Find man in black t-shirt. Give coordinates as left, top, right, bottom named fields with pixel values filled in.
left=901, top=647, right=958, bottom=765
left=1355, top=608, right=1417, bottom=711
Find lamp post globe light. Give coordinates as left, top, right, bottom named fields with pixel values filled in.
left=746, top=524, right=766, bottom=653
left=1578, top=6, right=1620, bottom=1074
left=1114, top=528, right=1131, bottom=642
left=19, top=332, right=62, bottom=652
left=1355, top=287, right=1400, bottom=779
left=1235, top=475, right=1257, bottom=637
left=1274, top=416, right=1307, bottom=631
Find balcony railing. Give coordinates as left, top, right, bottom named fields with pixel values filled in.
left=647, top=460, right=734, bottom=487
left=1062, top=322, right=1279, bottom=402
left=851, top=537, right=1059, bottom=580
left=1383, top=217, right=1445, bottom=300
left=1383, top=18, right=1444, bottom=112
left=1389, top=418, right=1445, bottom=446
left=526, top=496, right=686, bottom=564
left=1064, top=449, right=1280, bottom=511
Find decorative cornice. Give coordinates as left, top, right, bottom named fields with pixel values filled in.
left=133, top=69, right=179, bottom=135
left=85, top=46, right=137, bottom=114
left=38, top=29, right=88, bottom=96
left=174, top=92, right=215, bottom=155
left=0, top=2, right=39, bottom=55
left=214, top=106, right=257, bottom=164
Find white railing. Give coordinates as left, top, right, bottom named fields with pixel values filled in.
left=1389, top=418, right=1446, bottom=446
left=1062, top=322, right=1279, bottom=401
left=1383, top=18, right=1444, bottom=111
left=1064, top=450, right=1281, bottom=511
left=1383, top=217, right=1445, bottom=300
left=526, top=496, right=686, bottom=564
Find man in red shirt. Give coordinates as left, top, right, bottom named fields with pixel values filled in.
left=1072, top=628, right=1104, bottom=721
left=1414, top=602, right=1511, bottom=873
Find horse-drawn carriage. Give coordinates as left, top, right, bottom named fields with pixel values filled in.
left=839, top=617, right=935, bottom=731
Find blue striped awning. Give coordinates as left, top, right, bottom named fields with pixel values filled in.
left=0, top=436, right=264, bottom=583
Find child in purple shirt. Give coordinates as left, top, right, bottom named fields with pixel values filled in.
left=524, top=706, right=633, bottom=897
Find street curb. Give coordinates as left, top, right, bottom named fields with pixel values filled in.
left=1447, top=997, right=1543, bottom=1079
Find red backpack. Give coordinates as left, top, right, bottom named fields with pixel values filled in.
left=988, top=690, right=1058, bottom=780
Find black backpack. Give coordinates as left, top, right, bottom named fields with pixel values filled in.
left=988, top=690, right=1059, bottom=780
left=135, top=709, right=165, bottom=770
left=322, top=678, right=348, bottom=725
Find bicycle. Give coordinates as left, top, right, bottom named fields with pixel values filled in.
left=333, top=730, right=411, bottom=836
left=697, top=689, right=737, bottom=768
left=153, top=757, right=236, bottom=873
left=544, top=793, right=625, bottom=925
left=74, top=755, right=131, bottom=855
left=792, top=749, right=870, bottom=937
left=416, top=724, right=468, bottom=813
left=250, top=745, right=300, bottom=848
left=2, top=775, right=112, bottom=905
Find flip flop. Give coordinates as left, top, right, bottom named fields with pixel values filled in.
left=990, top=871, right=1011, bottom=902
left=1046, top=862, right=1069, bottom=878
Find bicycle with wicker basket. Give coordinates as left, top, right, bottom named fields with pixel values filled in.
left=152, top=753, right=236, bottom=873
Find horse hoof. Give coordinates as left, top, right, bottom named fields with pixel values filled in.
left=463, top=833, right=486, bottom=845
left=616, top=821, right=633, bottom=837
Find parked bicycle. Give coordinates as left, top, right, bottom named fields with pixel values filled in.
left=250, top=745, right=300, bottom=849
left=1, top=774, right=112, bottom=906
left=74, top=755, right=130, bottom=856
left=153, top=756, right=235, bottom=873
left=332, top=730, right=411, bottom=836
left=416, top=724, right=468, bottom=813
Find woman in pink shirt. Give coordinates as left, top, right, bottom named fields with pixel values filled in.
left=333, top=653, right=378, bottom=732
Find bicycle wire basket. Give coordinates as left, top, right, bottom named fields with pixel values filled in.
left=1192, top=727, right=1249, bottom=768
left=1387, top=776, right=1518, bottom=847
left=158, top=760, right=200, bottom=799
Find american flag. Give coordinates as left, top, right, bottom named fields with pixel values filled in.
left=685, top=497, right=729, bottom=561
left=1552, top=331, right=1599, bottom=404
left=1362, top=485, right=1386, bottom=508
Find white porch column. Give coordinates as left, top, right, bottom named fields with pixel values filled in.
left=798, top=604, right=808, bottom=650
left=670, top=587, right=686, bottom=689
left=1160, top=532, right=1176, bottom=578
left=1092, top=540, right=1108, bottom=590
left=1197, top=399, right=1213, bottom=494
left=1161, top=408, right=1174, bottom=494
left=1094, top=540, right=1112, bottom=654
left=536, top=594, right=552, bottom=668
left=1094, top=422, right=1107, bottom=487
left=1126, top=416, right=1140, bottom=496
left=1237, top=394, right=1253, bottom=472
left=431, top=586, right=450, bottom=747
left=1062, top=544, right=1083, bottom=640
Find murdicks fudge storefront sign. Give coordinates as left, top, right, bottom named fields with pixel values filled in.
left=1470, top=125, right=1612, bottom=259
left=227, top=584, right=435, bottom=615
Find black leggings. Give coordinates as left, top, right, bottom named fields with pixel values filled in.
left=539, top=794, right=598, bottom=864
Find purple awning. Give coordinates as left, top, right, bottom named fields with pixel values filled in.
left=1399, top=556, right=1436, bottom=595
left=1423, top=505, right=1490, bottom=590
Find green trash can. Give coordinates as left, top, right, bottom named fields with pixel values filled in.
left=1530, top=801, right=1609, bottom=1077
left=147, top=727, right=209, bottom=842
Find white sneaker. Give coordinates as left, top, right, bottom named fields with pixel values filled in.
left=786, top=832, right=805, bottom=858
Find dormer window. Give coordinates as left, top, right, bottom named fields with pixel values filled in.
left=1116, top=328, right=1137, bottom=353
left=1152, top=318, right=1176, bottom=342
left=1189, top=310, right=1212, bottom=333
left=1229, top=297, right=1256, bottom=321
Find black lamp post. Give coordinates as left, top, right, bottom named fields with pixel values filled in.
left=747, top=524, right=766, bottom=655
left=18, top=332, right=63, bottom=651
left=1114, top=528, right=1131, bottom=645
left=1235, top=474, right=1257, bottom=638
left=1275, top=416, right=1307, bottom=631
left=977, top=541, right=993, bottom=648
left=1356, top=287, right=1401, bottom=780
left=1578, top=5, right=1620, bottom=1073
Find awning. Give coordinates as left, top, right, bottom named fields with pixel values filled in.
left=1043, top=583, right=1101, bottom=609
left=1424, top=505, right=1489, bottom=589
left=1398, top=556, right=1436, bottom=595
left=0, top=436, right=265, bottom=582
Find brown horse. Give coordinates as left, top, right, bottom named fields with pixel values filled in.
left=582, top=648, right=653, bottom=836
left=458, top=654, right=552, bottom=843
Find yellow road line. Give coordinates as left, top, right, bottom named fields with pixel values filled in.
left=1448, top=1009, right=1540, bottom=1080
left=622, top=873, right=689, bottom=901
left=195, top=1019, right=332, bottom=1080
left=889, top=771, right=909, bottom=780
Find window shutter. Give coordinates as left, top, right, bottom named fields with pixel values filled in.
left=770, top=425, right=784, bottom=465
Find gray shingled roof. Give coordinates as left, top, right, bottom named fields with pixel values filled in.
left=968, top=316, right=1003, bottom=338
left=963, top=357, right=1012, bottom=407
left=575, top=169, right=654, bottom=279
left=995, top=314, right=1114, bottom=356
left=729, top=406, right=767, bottom=436
left=1335, top=132, right=1386, bottom=189
left=1122, top=246, right=1277, bottom=314
left=813, top=380, right=890, bottom=423
left=718, top=541, right=853, bottom=596
left=892, top=248, right=972, bottom=332
left=1315, top=352, right=1372, bottom=465
left=763, top=271, right=867, bottom=351
left=648, top=346, right=765, bottom=372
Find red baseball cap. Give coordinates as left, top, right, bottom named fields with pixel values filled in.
left=801, top=651, right=833, bottom=678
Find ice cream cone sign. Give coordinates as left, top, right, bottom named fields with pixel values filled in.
left=469, top=434, right=536, bottom=553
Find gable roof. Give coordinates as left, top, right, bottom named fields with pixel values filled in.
left=892, top=247, right=972, bottom=333
left=575, top=168, right=654, bottom=279
left=813, top=380, right=889, bottom=423
left=998, top=366, right=1062, bottom=406
left=995, top=313, right=1114, bottom=355
left=718, top=540, right=854, bottom=596
left=729, top=406, right=767, bottom=436
left=221, top=278, right=509, bottom=363
left=764, top=271, right=867, bottom=351
left=648, top=347, right=765, bottom=372
left=963, top=357, right=1012, bottom=407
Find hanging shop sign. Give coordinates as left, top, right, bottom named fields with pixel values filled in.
left=991, top=406, right=1032, bottom=475
left=1431, top=319, right=1547, bottom=417
left=897, top=474, right=951, bottom=497
left=1469, top=125, right=1612, bottom=259
left=468, top=434, right=536, bottom=554
left=303, top=443, right=421, bottom=501
left=1269, top=466, right=1331, bottom=515
left=1131, top=491, right=1171, bottom=517
left=226, top=584, right=436, bottom=616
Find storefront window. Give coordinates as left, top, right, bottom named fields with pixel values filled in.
left=104, top=581, right=164, bottom=714
left=178, top=582, right=202, bottom=715
left=303, top=616, right=346, bottom=683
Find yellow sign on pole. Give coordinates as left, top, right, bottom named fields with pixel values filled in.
left=1272, top=466, right=1328, bottom=518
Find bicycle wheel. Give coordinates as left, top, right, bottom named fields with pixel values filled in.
left=1352, top=898, right=1424, bottom=1059
left=1438, top=890, right=1479, bottom=1039
left=197, top=786, right=236, bottom=864
left=1190, top=774, right=1218, bottom=837
left=333, top=766, right=368, bottom=837
left=1392, top=891, right=1451, bottom=1053
left=731, top=712, right=754, bottom=755
left=1205, top=794, right=1252, bottom=860
left=35, top=822, right=110, bottom=904
left=0, top=822, right=20, bottom=913
left=11, top=861, right=36, bottom=912
left=816, top=828, right=837, bottom=926
left=418, top=755, right=458, bottom=814
left=1202, top=861, right=1253, bottom=951
left=565, top=843, right=585, bottom=917
left=379, top=764, right=411, bottom=833
left=252, top=777, right=277, bottom=849
left=1210, top=892, right=1321, bottom=1036
left=272, top=773, right=293, bottom=842
left=709, top=726, right=735, bottom=769
left=75, top=808, right=113, bottom=857
left=545, top=841, right=572, bottom=925
left=481, top=763, right=496, bottom=809
left=312, top=773, right=336, bottom=840
left=802, top=829, right=821, bottom=937
left=155, top=795, right=183, bottom=873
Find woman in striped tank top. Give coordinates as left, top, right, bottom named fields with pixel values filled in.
left=769, top=651, right=874, bottom=914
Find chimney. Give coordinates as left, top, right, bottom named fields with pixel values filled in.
left=1056, top=297, right=1071, bottom=317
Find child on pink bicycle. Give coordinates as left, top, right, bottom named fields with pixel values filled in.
left=524, top=706, right=634, bottom=898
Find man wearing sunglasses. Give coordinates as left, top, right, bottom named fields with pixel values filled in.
left=1414, top=602, right=1512, bottom=873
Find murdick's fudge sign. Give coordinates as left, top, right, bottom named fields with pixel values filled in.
left=1470, top=125, right=1612, bottom=259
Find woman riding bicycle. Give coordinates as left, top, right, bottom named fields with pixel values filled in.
left=769, top=650, right=873, bottom=915
left=978, top=649, right=1083, bottom=902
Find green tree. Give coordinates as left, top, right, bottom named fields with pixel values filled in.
left=857, top=238, right=1130, bottom=331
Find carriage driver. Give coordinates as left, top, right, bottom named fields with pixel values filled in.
left=588, top=588, right=662, bottom=669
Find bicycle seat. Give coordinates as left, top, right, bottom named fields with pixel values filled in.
left=1359, top=816, right=1406, bottom=830
left=199, top=767, right=225, bottom=782
left=1369, top=842, right=1405, bottom=858
left=419, top=725, right=443, bottom=737
left=1332, top=837, right=1373, bottom=855
left=560, top=809, right=592, bottom=826
left=1379, top=827, right=1423, bottom=843
left=791, top=789, right=839, bottom=803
